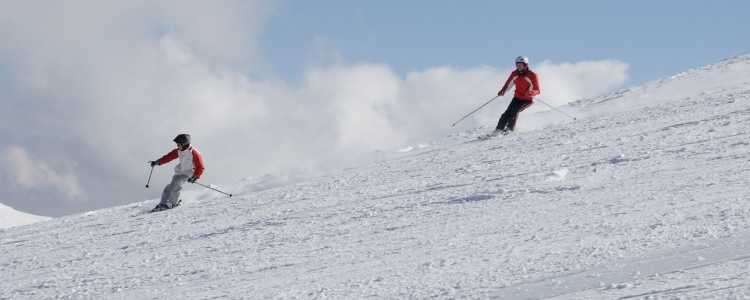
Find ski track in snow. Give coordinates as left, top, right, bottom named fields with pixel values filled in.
left=2, top=55, right=750, bottom=299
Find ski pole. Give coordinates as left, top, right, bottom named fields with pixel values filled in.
left=451, top=95, right=500, bottom=127
left=192, top=181, right=233, bottom=197
left=534, top=97, right=577, bottom=121
left=145, top=165, right=154, bottom=188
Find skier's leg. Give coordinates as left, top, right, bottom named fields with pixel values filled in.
left=495, top=113, right=509, bottom=131
left=161, top=175, right=188, bottom=206
left=497, top=97, right=521, bottom=131
left=507, top=101, right=533, bottom=131
left=160, top=182, right=172, bottom=205
left=496, top=99, right=517, bottom=130
left=167, top=175, right=188, bottom=207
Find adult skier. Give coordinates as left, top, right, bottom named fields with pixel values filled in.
left=148, top=134, right=204, bottom=212
left=494, top=55, right=540, bottom=135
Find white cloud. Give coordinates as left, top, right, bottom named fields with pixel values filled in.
left=302, top=64, right=405, bottom=151
left=160, top=36, right=195, bottom=65
left=1, top=146, right=86, bottom=203
left=534, top=60, right=630, bottom=107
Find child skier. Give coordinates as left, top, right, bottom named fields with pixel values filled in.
left=148, top=134, right=204, bottom=212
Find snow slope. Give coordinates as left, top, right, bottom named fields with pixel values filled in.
left=0, top=202, right=51, bottom=229
left=1, top=54, right=750, bottom=299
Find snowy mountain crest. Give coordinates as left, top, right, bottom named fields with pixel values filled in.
left=0, top=202, right=51, bottom=229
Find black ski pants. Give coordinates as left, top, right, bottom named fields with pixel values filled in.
left=496, top=97, right=533, bottom=131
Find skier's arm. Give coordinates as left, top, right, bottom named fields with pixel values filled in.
left=156, top=149, right=179, bottom=165
left=498, top=72, right=516, bottom=96
left=191, top=148, right=205, bottom=179
left=528, top=73, right=540, bottom=97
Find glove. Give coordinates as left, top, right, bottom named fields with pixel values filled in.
left=498, top=90, right=505, bottom=96
left=188, top=175, right=197, bottom=183
left=149, top=160, right=158, bottom=167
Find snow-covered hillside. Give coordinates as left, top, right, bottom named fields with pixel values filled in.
left=1, top=55, right=750, bottom=299
left=0, top=202, right=50, bottom=229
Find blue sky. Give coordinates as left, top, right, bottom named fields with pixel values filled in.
left=260, top=0, right=750, bottom=86
left=1, top=1, right=748, bottom=217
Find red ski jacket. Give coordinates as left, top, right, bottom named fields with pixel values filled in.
left=157, top=145, right=205, bottom=179
left=499, top=69, right=540, bottom=101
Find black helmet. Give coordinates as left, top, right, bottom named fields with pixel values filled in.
left=173, top=134, right=191, bottom=145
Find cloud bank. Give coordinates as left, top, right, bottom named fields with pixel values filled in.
left=1, top=145, right=85, bottom=202
left=0, top=1, right=629, bottom=216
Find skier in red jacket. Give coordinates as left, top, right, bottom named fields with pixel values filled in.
left=148, top=134, right=204, bottom=212
left=495, top=56, right=540, bottom=135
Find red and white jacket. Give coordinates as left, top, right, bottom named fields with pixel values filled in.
left=157, top=145, right=205, bottom=179
left=499, top=69, right=540, bottom=101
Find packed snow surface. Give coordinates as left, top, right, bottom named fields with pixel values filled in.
left=2, top=55, right=750, bottom=299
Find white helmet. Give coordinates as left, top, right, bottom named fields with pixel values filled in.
left=515, top=56, right=529, bottom=65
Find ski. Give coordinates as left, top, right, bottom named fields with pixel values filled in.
left=477, top=130, right=509, bottom=140
left=132, top=200, right=182, bottom=217
left=150, top=199, right=182, bottom=213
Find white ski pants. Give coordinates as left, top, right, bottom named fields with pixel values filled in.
left=160, top=174, right=188, bottom=206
